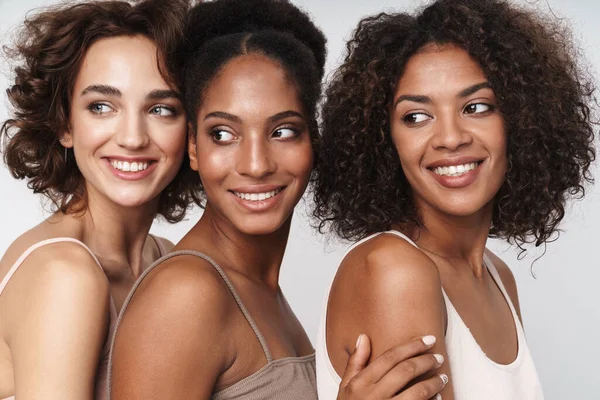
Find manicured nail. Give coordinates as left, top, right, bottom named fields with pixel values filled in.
left=355, top=334, right=364, bottom=349
left=434, top=394, right=442, bottom=400
left=439, top=373, right=449, bottom=385
left=422, top=335, right=436, bottom=346
left=433, top=354, right=444, bottom=365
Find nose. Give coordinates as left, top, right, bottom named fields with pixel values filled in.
left=235, top=135, right=276, bottom=179
left=115, top=110, right=150, bottom=149
left=431, top=112, right=472, bottom=151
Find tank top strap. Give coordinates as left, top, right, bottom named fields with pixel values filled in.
left=482, top=254, right=520, bottom=318
left=149, top=234, right=168, bottom=257
left=0, top=237, right=103, bottom=295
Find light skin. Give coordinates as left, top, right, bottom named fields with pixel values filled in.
left=325, top=44, right=520, bottom=400
left=110, top=54, right=446, bottom=400
left=0, top=35, right=186, bottom=399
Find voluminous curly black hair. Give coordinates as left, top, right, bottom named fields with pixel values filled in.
left=177, top=0, right=326, bottom=204
left=1, top=0, right=200, bottom=222
left=313, top=0, right=596, bottom=247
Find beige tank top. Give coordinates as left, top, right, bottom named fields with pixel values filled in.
left=107, top=250, right=317, bottom=399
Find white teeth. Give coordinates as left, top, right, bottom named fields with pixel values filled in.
left=432, top=162, right=478, bottom=177
left=233, top=188, right=282, bottom=201
left=110, top=159, right=150, bottom=172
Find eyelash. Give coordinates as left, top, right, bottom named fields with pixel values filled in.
left=401, top=102, right=495, bottom=125
left=86, top=103, right=178, bottom=117
left=208, top=125, right=302, bottom=144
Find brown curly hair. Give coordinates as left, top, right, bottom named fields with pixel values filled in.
left=313, top=0, right=596, bottom=247
left=1, top=0, right=201, bottom=222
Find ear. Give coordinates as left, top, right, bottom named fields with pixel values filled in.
left=187, top=123, right=199, bottom=172
left=60, top=132, right=74, bottom=148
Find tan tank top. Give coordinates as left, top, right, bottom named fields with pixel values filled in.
left=107, top=250, right=317, bottom=400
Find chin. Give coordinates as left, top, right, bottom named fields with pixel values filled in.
left=232, top=215, right=291, bottom=237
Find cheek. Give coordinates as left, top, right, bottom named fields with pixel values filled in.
left=196, top=146, right=232, bottom=187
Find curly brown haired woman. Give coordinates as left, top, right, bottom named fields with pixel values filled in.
left=0, top=0, right=194, bottom=398
left=313, top=0, right=595, bottom=399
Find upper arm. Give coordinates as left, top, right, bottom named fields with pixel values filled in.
left=327, top=236, right=454, bottom=398
left=487, top=251, right=522, bottom=322
left=110, top=258, right=231, bottom=399
left=9, top=243, right=110, bottom=400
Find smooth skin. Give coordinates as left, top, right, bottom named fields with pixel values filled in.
left=326, top=44, right=520, bottom=400
left=0, top=35, right=185, bottom=399
left=110, top=54, right=446, bottom=400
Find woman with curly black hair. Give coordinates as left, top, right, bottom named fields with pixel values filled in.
left=314, top=0, right=595, bottom=399
left=108, top=0, right=447, bottom=399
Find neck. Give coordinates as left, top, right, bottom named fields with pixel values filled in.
left=178, top=203, right=291, bottom=290
left=405, top=200, right=493, bottom=276
left=69, top=186, right=159, bottom=278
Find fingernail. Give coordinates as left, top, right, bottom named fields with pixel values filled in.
left=433, top=354, right=444, bottom=365
left=434, top=394, right=442, bottom=400
left=422, top=335, right=436, bottom=346
left=355, top=334, right=364, bottom=349
left=439, top=373, right=449, bottom=385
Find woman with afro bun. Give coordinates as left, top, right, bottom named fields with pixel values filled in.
left=0, top=0, right=194, bottom=398
left=314, top=0, right=595, bottom=399
left=108, top=0, right=447, bottom=399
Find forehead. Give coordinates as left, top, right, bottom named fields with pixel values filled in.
left=395, top=44, right=487, bottom=95
left=201, top=55, right=303, bottom=112
left=74, top=35, right=169, bottom=92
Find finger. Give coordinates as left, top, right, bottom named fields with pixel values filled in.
left=339, top=333, right=372, bottom=387
left=374, top=353, right=444, bottom=398
left=357, top=335, right=438, bottom=384
left=393, top=373, right=448, bottom=400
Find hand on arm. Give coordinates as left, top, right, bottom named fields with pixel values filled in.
left=337, top=334, right=447, bottom=400
left=329, top=235, right=453, bottom=399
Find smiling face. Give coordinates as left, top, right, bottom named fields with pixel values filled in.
left=189, top=54, right=314, bottom=236
left=390, top=44, right=507, bottom=219
left=64, top=35, right=187, bottom=210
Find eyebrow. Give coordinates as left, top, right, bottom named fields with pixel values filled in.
left=393, top=81, right=492, bottom=109
left=267, top=110, right=305, bottom=123
left=204, top=111, right=242, bottom=124
left=147, top=89, right=180, bottom=101
left=204, top=110, right=305, bottom=124
left=81, top=84, right=121, bottom=97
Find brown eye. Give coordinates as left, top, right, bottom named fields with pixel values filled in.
left=402, top=112, right=431, bottom=124
left=464, top=103, right=492, bottom=114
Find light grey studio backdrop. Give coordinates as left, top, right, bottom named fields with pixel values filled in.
left=0, top=0, right=598, bottom=397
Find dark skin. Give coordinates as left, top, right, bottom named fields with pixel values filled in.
left=111, top=54, right=446, bottom=399
left=326, top=45, right=522, bottom=400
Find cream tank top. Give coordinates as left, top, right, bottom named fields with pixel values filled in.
left=107, top=250, right=317, bottom=399
left=0, top=235, right=166, bottom=400
left=316, top=230, right=544, bottom=400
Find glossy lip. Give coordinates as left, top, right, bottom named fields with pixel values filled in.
left=229, top=184, right=287, bottom=212
left=426, top=157, right=486, bottom=189
left=103, top=157, right=158, bottom=181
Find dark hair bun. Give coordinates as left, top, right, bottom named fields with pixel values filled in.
left=183, top=0, right=326, bottom=78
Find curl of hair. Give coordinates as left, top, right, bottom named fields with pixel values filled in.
left=313, top=0, right=596, bottom=247
left=1, top=0, right=200, bottom=222
left=178, top=0, right=326, bottom=204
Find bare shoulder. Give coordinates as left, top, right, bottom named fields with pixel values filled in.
left=337, top=232, right=441, bottom=291
left=486, top=249, right=521, bottom=320
left=124, top=254, right=234, bottom=330
left=328, top=233, right=444, bottom=348
left=110, top=254, right=233, bottom=397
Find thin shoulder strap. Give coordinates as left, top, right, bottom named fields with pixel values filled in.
left=106, top=250, right=273, bottom=395
left=149, top=234, right=168, bottom=257
left=483, top=254, right=519, bottom=317
left=0, top=237, right=102, bottom=295
left=168, top=251, right=273, bottom=362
